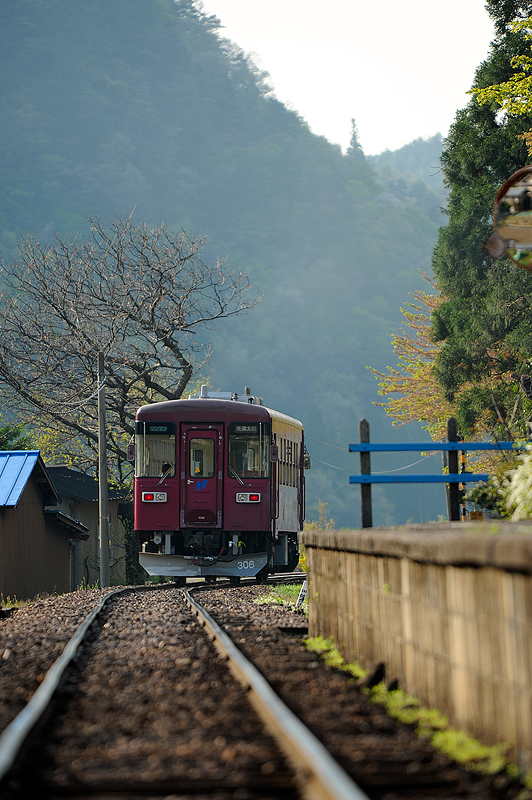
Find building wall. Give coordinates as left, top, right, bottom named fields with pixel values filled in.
left=0, top=479, right=70, bottom=600
left=57, top=496, right=127, bottom=588
left=300, top=522, right=532, bottom=772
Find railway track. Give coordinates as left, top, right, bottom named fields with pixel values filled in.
left=0, top=577, right=525, bottom=799
left=0, top=580, right=366, bottom=800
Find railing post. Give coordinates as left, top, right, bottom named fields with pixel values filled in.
left=447, top=418, right=460, bottom=522
left=359, top=418, right=372, bottom=528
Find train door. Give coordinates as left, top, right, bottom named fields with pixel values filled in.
left=181, top=425, right=223, bottom=528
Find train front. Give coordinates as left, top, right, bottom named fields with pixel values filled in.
left=133, top=391, right=275, bottom=583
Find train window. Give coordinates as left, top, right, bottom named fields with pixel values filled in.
left=189, top=438, right=215, bottom=478
left=135, top=421, right=176, bottom=478
left=228, top=422, right=270, bottom=479
left=277, top=437, right=299, bottom=486
left=288, top=440, right=294, bottom=486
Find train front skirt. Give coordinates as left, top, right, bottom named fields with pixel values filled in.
left=139, top=551, right=268, bottom=578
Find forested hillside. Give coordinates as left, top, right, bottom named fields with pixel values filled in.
left=0, top=0, right=445, bottom=526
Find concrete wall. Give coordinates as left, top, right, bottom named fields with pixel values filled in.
left=300, top=522, right=532, bottom=771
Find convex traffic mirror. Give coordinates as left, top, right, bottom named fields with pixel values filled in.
left=492, top=165, right=532, bottom=270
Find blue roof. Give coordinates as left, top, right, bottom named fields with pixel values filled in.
left=0, top=451, right=53, bottom=507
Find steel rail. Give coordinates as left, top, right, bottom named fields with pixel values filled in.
left=184, top=587, right=369, bottom=800
left=268, top=571, right=305, bottom=583
left=0, top=583, right=165, bottom=785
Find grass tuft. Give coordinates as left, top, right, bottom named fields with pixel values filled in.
left=253, top=583, right=308, bottom=613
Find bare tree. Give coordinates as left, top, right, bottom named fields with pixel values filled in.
left=0, top=215, right=259, bottom=481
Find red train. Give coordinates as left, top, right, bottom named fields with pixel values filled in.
left=134, top=386, right=308, bottom=584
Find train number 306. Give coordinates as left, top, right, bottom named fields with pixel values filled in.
left=237, top=560, right=255, bottom=570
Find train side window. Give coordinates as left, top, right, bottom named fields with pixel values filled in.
left=189, top=438, right=215, bottom=478
left=135, top=421, right=176, bottom=478
left=228, top=422, right=270, bottom=479
left=276, top=437, right=300, bottom=486
left=288, top=440, right=294, bottom=486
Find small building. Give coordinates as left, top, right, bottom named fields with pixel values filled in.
left=0, top=451, right=89, bottom=601
left=46, top=466, right=130, bottom=589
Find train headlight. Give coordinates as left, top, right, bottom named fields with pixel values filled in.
left=142, top=492, right=168, bottom=502
left=236, top=492, right=261, bottom=503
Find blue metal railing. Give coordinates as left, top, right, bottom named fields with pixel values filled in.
left=348, top=441, right=516, bottom=485
left=349, top=418, right=524, bottom=526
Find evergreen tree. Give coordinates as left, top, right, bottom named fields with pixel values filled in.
left=485, top=0, right=532, bottom=35
left=431, top=7, right=532, bottom=439
left=346, top=118, right=365, bottom=160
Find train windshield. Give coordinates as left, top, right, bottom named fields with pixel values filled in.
left=228, top=422, right=270, bottom=479
left=135, top=421, right=176, bottom=478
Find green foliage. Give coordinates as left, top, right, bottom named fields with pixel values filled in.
left=0, top=415, right=32, bottom=450
left=253, top=583, right=307, bottom=613
left=304, top=636, right=367, bottom=679
left=465, top=474, right=512, bottom=517
left=304, top=499, right=335, bottom=531
left=486, top=1, right=532, bottom=36
left=472, top=20, right=532, bottom=118
left=431, top=16, right=532, bottom=442
left=370, top=683, right=448, bottom=732
left=298, top=546, right=307, bottom=573
left=369, top=133, right=446, bottom=213
left=465, top=445, right=532, bottom=519
left=504, top=446, right=532, bottom=518
left=430, top=729, right=512, bottom=775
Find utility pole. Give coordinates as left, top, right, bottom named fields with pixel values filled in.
left=98, top=352, right=110, bottom=587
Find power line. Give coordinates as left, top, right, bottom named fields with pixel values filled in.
left=309, top=452, right=433, bottom=473
left=306, top=436, right=347, bottom=451
left=309, top=455, right=351, bottom=471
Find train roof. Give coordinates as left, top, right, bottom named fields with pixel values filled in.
left=136, top=387, right=303, bottom=431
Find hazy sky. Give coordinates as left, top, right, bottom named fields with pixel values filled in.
left=196, top=0, right=496, bottom=155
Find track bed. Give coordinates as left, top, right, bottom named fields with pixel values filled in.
left=0, top=582, right=526, bottom=799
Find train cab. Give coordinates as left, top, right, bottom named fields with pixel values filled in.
left=133, top=386, right=306, bottom=583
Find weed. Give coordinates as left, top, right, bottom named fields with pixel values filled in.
left=305, top=636, right=366, bottom=679
left=253, top=583, right=308, bottom=613
left=0, top=594, right=18, bottom=609
left=75, top=578, right=100, bottom=591
left=430, top=728, right=511, bottom=774
left=305, top=635, right=525, bottom=785
left=0, top=592, right=51, bottom=609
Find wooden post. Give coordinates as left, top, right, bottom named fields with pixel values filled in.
left=441, top=447, right=450, bottom=521
left=447, top=417, right=460, bottom=522
left=461, top=449, right=467, bottom=522
left=359, top=418, right=372, bottom=528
